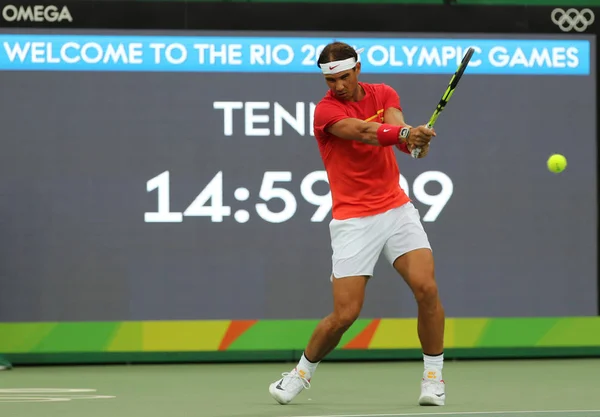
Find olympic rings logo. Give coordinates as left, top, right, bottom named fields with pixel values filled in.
left=551, top=8, right=595, bottom=32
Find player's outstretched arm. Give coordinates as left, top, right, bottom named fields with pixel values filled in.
left=328, top=117, right=434, bottom=149
left=327, top=118, right=396, bottom=146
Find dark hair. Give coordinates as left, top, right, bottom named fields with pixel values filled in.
left=317, top=41, right=358, bottom=67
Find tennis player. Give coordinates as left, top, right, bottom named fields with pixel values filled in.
left=268, top=41, right=446, bottom=406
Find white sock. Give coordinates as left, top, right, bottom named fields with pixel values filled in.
left=423, top=352, right=444, bottom=372
left=297, top=352, right=319, bottom=380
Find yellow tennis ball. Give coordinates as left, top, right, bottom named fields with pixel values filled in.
left=547, top=154, right=567, bottom=173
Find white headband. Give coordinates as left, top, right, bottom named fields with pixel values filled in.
left=320, top=47, right=364, bottom=75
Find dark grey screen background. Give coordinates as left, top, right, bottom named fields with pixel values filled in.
left=0, top=30, right=596, bottom=321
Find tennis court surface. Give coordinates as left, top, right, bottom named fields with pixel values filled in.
left=1, top=358, right=599, bottom=417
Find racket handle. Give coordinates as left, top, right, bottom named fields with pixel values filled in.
left=410, top=123, right=432, bottom=159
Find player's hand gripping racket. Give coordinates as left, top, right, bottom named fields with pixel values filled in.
left=411, top=47, right=475, bottom=159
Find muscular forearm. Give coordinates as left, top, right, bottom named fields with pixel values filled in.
left=327, top=117, right=418, bottom=150
left=356, top=122, right=387, bottom=146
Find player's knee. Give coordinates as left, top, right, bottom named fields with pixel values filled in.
left=412, top=279, right=439, bottom=305
left=332, top=305, right=361, bottom=331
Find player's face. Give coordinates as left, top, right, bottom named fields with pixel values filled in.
left=324, top=64, right=360, bottom=101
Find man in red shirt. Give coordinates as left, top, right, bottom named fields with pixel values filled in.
left=269, top=41, right=446, bottom=406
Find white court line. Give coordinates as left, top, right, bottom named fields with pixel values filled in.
left=279, top=410, right=600, bottom=417
left=0, top=389, right=115, bottom=403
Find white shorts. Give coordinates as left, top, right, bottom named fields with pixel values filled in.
left=329, top=202, right=431, bottom=279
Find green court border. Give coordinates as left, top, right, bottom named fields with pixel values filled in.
left=6, top=347, right=600, bottom=365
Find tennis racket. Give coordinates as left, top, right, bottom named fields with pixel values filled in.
left=411, top=47, right=475, bottom=159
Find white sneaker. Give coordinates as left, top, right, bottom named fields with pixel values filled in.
left=269, top=367, right=311, bottom=405
left=418, top=369, right=445, bottom=406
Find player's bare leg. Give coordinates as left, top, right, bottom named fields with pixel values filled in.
left=393, top=248, right=444, bottom=354
left=305, top=275, right=367, bottom=361
left=393, top=248, right=446, bottom=406
left=269, top=275, right=367, bottom=405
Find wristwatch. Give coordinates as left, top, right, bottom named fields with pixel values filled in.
left=399, top=126, right=411, bottom=141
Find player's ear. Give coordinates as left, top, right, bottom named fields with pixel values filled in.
left=355, top=62, right=361, bottom=75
